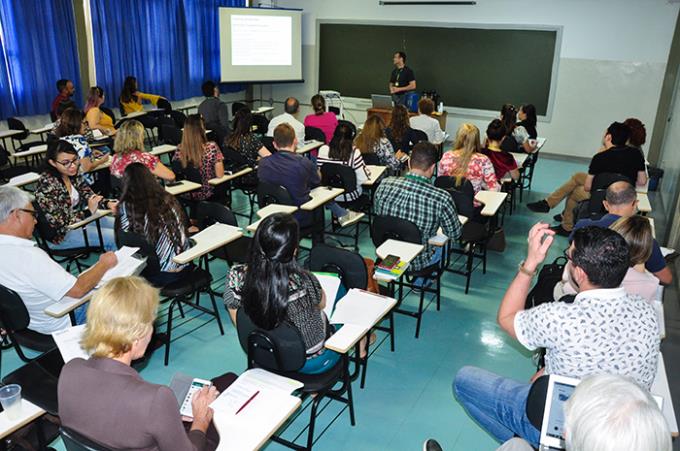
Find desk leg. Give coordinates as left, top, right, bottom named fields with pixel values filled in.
left=68, top=311, right=77, bottom=326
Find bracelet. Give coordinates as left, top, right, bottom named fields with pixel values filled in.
left=518, top=260, right=537, bottom=277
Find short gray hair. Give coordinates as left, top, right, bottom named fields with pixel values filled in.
left=564, top=374, right=671, bottom=451
left=0, top=186, right=32, bottom=224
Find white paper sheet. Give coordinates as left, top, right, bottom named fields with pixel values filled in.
left=52, top=325, right=89, bottom=363
left=330, top=288, right=395, bottom=328
left=97, top=247, right=143, bottom=287
left=313, top=273, right=341, bottom=317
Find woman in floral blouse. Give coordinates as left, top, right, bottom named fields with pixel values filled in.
left=225, top=108, right=270, bottom=166
left=110, top=120, right=175, bottom=181
left=438, top=123, right=500, bottom=206
left=354, top=115, right=406, bottom=174
left=171, top=114, right=225, bottom=202
left=35, top=141, right=117, bottom=251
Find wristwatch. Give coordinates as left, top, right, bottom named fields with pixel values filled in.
left=518, top=260, right=537, bottom=277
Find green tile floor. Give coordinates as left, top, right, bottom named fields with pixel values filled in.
left=2, top=155, right=674, bottom=451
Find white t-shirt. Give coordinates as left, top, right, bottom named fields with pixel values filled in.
left=0, top=234, right=74, bottom=334
left=409, top=114, right=445, bottom=144
left=266, top=112, right=305, bottom=144
left=514, top=287, right=659, bottom=389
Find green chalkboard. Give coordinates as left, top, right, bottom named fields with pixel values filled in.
left=318, top=23, right=559, bottom=116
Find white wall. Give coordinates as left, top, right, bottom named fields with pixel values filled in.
left=263, top=0, right=678, bottom=158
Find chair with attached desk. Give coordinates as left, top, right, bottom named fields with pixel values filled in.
left=222, top=147, right=258, bottom=221
left=251, top=114, right=269, bottom=136
left=196, top=201, right=252, bottom=266
left=61, top=426, right=111, bottom=451
left=236, top=308, right=355, bottom=451
left=156, top=98, right=172, bottom=114
left=0, top=284, right=57, bottom=364
left=371, top=215, right=443, bottom=339
left=574, top=172, right=631, bottom=223
left=257, top=182, right=321, bottom=245
left=169, top=110, right=187, bottom=129
left=7, top=118, right=46, bottom=166
left=305, top=126, right=326, bottom=144
left=160, top=122, right=182, bottom=146
left=435, top=176, right=490, bottom=294
left=320, top=163, right=369, bottom=250
left=2, top=348, right=64, bottom=416
left=116, top=230, right=224, bottom=366
left=518, top=150, right=540, bottom=201
left=0, top=144, right=34, bottom=181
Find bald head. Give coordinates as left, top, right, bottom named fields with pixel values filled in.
left=284, top=97, right=299, bottom=115
left=604, top=181, right=637, bottom=216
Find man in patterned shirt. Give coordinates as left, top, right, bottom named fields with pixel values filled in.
left=453, top=223, right=659, bottom=448
left=374, top=142, right=462, bottom=271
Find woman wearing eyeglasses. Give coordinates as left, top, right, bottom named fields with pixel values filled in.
left=35, top=140, right=117, bottom=251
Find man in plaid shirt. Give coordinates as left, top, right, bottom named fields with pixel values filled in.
left=374, top=142, right=462, bottom=271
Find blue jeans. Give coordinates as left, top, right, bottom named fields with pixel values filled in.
left=413, top=246, right=443, bottom=287
left=327, top=202, right=348, bottom=219
left=453, top=366, right=540, bottom=447
left=48, top=216, right=117, bottom=252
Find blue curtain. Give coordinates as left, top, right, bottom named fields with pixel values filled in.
left=90, top=0, right=244, bottom=108
left=0, top=0, right=81, bottom=119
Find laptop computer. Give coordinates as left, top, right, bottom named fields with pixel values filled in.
left=371, top=94, right=393, bottom=110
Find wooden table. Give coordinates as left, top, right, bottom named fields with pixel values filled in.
left=300, top=187, right=344, bottom=211
left=296, top=140, right=324, bottom=155
left=209, top=167, right=254, bottom=186
left=172, top=223, right=243, bottom=264
left=474, top=191, right=508, bottom=217
left=363, top=165, right=387, bottom=186
left=367, top=108, right=447, bottom=131
left=165, top=180, right=201, bottom=196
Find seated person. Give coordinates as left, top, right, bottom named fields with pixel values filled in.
left=119, top=76, right=165, bottom=131
left=58, top=276, right=220, bottom=450
left=570, top=181, right=671, bottom=285
left=116, top=163, right=191, bottom=286
left=624, top=117, right=648, bottom=164
left=224, top=108, right=270, bottom=166
left=224, top=213, right=340, bottom=374
left=0, top=186, right=116, bottom=333
left=556, top=214, right=659, bottom=303
left=51, top=78, right=76, bottom=120
left=110, top=120, right=175, bottom=181
left=527, top=122, right=647, bottom=235
left=316, top=123, right=366, bottom=226
left=499, top=104, right=536, bottom=153
left=409, top=98, right=445, bottom=144
left=266, top=97, right=305, bottom=144
left=84, top=86, right=117, bottom=136
left=438, top=123, right=500, bottom=207
left=516, top=104, right=538, bottom=140
left=198, top=80, right=230, bottom=144
left=303, top=94, right=338, bottom=144
left=354, top=115, right=405, bottom=173
left=54, top=108, right=110, bottom=185
left=35, top=141, right=117, bottom=251
left=172, top=114, right=225, bottom=202
left=481, top=119, right=519, bottom=182
left=385, top=104, right=420, bottom=154
left=494, top=374, right=672, bottom=451
left=454, top=224, right=660, bottom=447
left=374, top=142, right=462, bottom=272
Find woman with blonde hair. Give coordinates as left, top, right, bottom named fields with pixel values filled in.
left=58, top=276, right=220, bottom=450
left=354, top=115, right=406, bottom=173
left=110, top=120, right=175, bottom=181
left=438, top=123, right=499, bottom=198
left=172, top=114, right=225, bottom=201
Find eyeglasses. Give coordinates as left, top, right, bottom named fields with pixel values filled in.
left=56, top=158, right=80, bottom=168
left=15, top=208, right=37, bottom=218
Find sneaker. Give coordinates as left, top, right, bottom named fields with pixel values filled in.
left=550, top=224, right=571, bottom=237
left=527, top=199, right=550, bottom=213
left=423, top=439, right=443, bottom=451
left=553, top=214, right=563, bottom=222
left=338, top=210, right=364, bottom=227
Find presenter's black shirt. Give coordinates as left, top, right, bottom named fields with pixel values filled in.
left=389, top=66, right=415, bottom=90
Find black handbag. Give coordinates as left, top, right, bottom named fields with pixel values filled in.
left=524, top=256, right=567, bottom=310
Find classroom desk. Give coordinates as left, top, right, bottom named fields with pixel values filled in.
left=177, top=104, right=199, bottom=114
left=253, top=106, right=275, bottom=115
left=30, top=123, right=54, bottom=142
left=165, top=180, right=201, bottom=196
left=637, top=192, right=652, bottom=214
left=636, top=180, right=650, bottom=194
left=12, top=144, right=47, bottom=161
left=475, top=191, right=508, bottom=217
left=296, top=140, right=324, bottom=155
left=247, top=204, right=299, bottom=232
left=427, top=217, right=469, bottom=247
left=45, top=291, right=94, bottom=319
left=173, top=223, right=243, bottom=264
left=651, top=353, right=678, bottom=437
left=150, top=144, right=177, bottom=156
left=367, top=108, right=447, bottom=131
left=68, top=209, right=111, bottom=230
left=363, top=165, right=387, bottom=186
left=535, top=137, right=547, bottom=151
left=300, top=187, right=344, bottom=211
left=375, top=239, right=424, bottom=264
left=5, top=172, right=40, bottom=188
left=0, top=129, right=22, bottom=152
left=208, top=167, right=254, bottom=186
left=0, top=399, right=46, bottom=441
left=510, top=152, right=529, bottom=168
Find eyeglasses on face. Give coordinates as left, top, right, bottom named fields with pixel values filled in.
left=15, top=208, right=37, bottom=218
left=56, top=158, right=80, bottom=168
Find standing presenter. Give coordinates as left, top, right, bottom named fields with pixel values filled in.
left=389, top=51, right=416, bottom=106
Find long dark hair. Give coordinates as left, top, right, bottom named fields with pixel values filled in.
left=226, top=108, right=252, bottom=149
left=328, top=123, right=354, bottom=163
left=117, top=163, right=188, bottom=248
left=519, top=104, right=537, bottom=128
left=500, top=103, right=517, bottom=136
left=388, top=104, right=410, bottom=145
left=242, top=213, right=301, bottom=329
left=43, top=140, right=78, bottom=179
left=120, top=76, right=138, bottom=104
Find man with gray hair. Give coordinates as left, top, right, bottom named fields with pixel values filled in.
left=266, top=97, right=305, bottom=144
left=570, top=180, right=672, bottom=285
left=0, top=186, right=117, bottom=334
left=494, top=374, right=672, bottom=451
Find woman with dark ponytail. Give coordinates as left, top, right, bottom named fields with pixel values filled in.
left=223, top=213, right=340, bottom=374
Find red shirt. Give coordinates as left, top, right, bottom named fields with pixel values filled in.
left=51, top=93, right=70, bottom=116
left=481, top=146, right=518, bottom=180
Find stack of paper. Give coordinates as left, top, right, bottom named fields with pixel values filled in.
left=97, top=246, right=145, bottom=287
left=313, top=272, right=341, bottom=317
left=52, top=325, right=89, bottom=363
